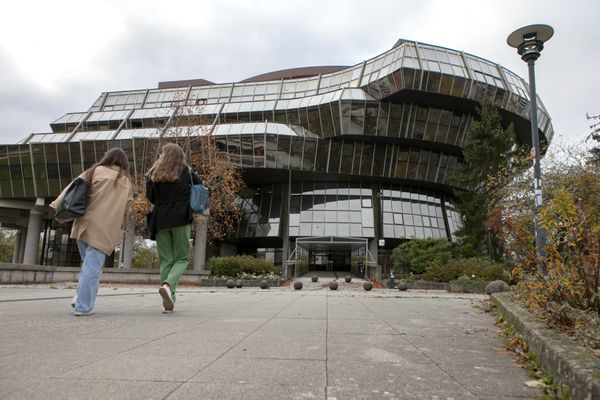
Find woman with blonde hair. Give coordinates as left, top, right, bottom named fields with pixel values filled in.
left=146, top=142, right=201, bottom=313
left=51, top=147, right=133, bottom=316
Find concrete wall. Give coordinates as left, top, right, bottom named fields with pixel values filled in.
left=0, top=262, right=210, bottom=285
left=0, top=263, right=284, bottom=287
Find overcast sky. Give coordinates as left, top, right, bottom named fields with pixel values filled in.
left=0, top=0, right=598, bottom=149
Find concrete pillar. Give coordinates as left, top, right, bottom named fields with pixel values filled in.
left=12, top=231, right=22, bottom=263
left=192, top=212, right=209, bottom=272
left=280, top=179, right=291, bottom=277
left=368, top=238, right=378, bottom=264
left=23, top=208, right=43, bottom=265
left=18, top=227, right=27, bottom=263
left=119, top=214, right=135, bottom=269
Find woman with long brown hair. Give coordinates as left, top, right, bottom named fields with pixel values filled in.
left=51, top=147, right=133, bottom=316
left=146, top=143, right=201, bottom=313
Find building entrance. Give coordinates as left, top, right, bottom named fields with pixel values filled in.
left=309, top=250, right=351, bottom=271
left=289, top=236, right=371, bottom=276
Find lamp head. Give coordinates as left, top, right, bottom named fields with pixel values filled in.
left=507, top=24, right=554, bottom=62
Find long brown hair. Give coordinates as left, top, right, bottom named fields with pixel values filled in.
left=147, top=142, right=186, bottom=183
left=83, top=147, right=130, bottom=185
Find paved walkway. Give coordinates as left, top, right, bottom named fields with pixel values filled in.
left=0, top=283, right=542, bottom=399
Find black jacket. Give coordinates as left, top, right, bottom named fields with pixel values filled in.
left=146, top=166, right=202, bottom=240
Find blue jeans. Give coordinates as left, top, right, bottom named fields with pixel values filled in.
left=74, top=240, right=106, bottom=313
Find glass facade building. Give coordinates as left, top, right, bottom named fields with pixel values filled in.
left=0, top=39, right=553, bottom=273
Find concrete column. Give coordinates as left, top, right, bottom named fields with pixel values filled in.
left=23, top=208, right=43, bottom=265
left=18, top=227, right=27, bottom=263
left=12, top=231, right=22, bottom=263
left=368, top=238, right=378, bottom=264
left=118, top=214, right=135, bottom=269
left=280, top=179, right=291, bottom=276
left=192, top=212, right=209, bottom=272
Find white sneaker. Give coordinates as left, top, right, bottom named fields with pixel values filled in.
left=162, top=307, right=173, bottom=314
left=73, top=309, right=94, bottom=316
left=159, top=285, right=174, bottom=311
left=71, top=295, right=77, bottom=309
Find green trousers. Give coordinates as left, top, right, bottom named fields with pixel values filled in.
left=156, top=225, right=190, bottom=302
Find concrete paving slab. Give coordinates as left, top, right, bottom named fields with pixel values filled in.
left=0, top=284, right=543, bottom=399
left=327, top=334, right=430, bottom=365
left=62, top=354, right=214, bottom=381
left=0, top=337, right=147, bottom=359
left=3, top=378, right=180, bottom=400
left=326, top=360, right=473, bottom=398
left=328, top=318, right=397, bottom=335
left=190, top=357, right=326, bottom=386
left=0, top=352, right=98, bottom=379
left=447, top=364, right=542, bottom=398
left=167, top=382, right=325, bottom=400
left=0, top=377, right=39, bottom=398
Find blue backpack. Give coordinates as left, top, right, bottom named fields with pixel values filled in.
left=189, top=169, right=209, bottom=214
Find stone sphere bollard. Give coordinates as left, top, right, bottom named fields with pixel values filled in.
left=293, top=281, right=303, bottom=290
left=311, top=275, right=318, bottom=282
left=329, top=281, right=338, bottom=290
left=485, top=280, right=510, bottom=294
left=235, top=280, right=243, bottom=288
left=345, top=275, right=352, bottom=283
left=259, top=280, right=270, bottom=289
left=397, top=282, right=409, bottom=291
left=226, top=279, right=235, bottom=289
left=363, top=282, right=373, bottom=291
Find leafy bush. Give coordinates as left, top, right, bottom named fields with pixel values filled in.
left=131, top=237, right=160, bottom=269
left=460, top=258, right=508, bottom=282
left=511, top=189, right=600, bottom=348
left=448, top=275, right=487, bottom=293
left=423, top=257, right=508, bottom=283
left=422, top=259, right=464, bottom=282
left=208, top=255, right=279, bottom=278
left=0, top=229, right=15, bottom=263
left=391, top=239, right=452, bottom=275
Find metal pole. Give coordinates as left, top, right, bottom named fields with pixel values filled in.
left=508, top=24, right=553, bottom=275
left=526, top=59, right=547, bottom=273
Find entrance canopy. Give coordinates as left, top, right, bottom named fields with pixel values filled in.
left=295, top=236, right=368, bottom=253
left=286, top=236, right=376, bottom=277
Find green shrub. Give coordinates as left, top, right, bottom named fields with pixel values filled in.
left=448, top=275, right=487, bottom=293
left=208, top=256, right=239, bottom=277
left=391, top=239, right=453, bottom=275
left=422, top=259, right=464, bottom=282
left=460, top=258, right=507, bottom=282
left=423, top=257, right=508, bottom=283
left=208, top=255, right=279, bottom=278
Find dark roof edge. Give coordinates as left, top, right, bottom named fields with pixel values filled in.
left=158, top=78, right=216, bottom=89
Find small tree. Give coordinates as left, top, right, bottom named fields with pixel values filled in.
left=494, top=141, right=600, bottom=348
left=453, top=99, right=527, bottom=258
left=587, top=112, right=600, bottom=165
left=131, top=103, right=244, bottom=242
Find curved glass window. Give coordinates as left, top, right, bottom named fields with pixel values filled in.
left=234, top=184, right=283, bottom=238
left=289, top=182, right=374, bottom=238
left=381, top=187, right=447, bottom=240
left=445, top=201, right=463, bottom=242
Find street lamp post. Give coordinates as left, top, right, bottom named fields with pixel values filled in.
left=507, top=24, right=553, bottom=273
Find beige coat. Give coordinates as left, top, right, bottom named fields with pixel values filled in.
left=51, top=166, right=133, bottom=255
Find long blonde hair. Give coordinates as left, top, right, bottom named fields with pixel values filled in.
left=147, top=143, right=186, bottom=183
